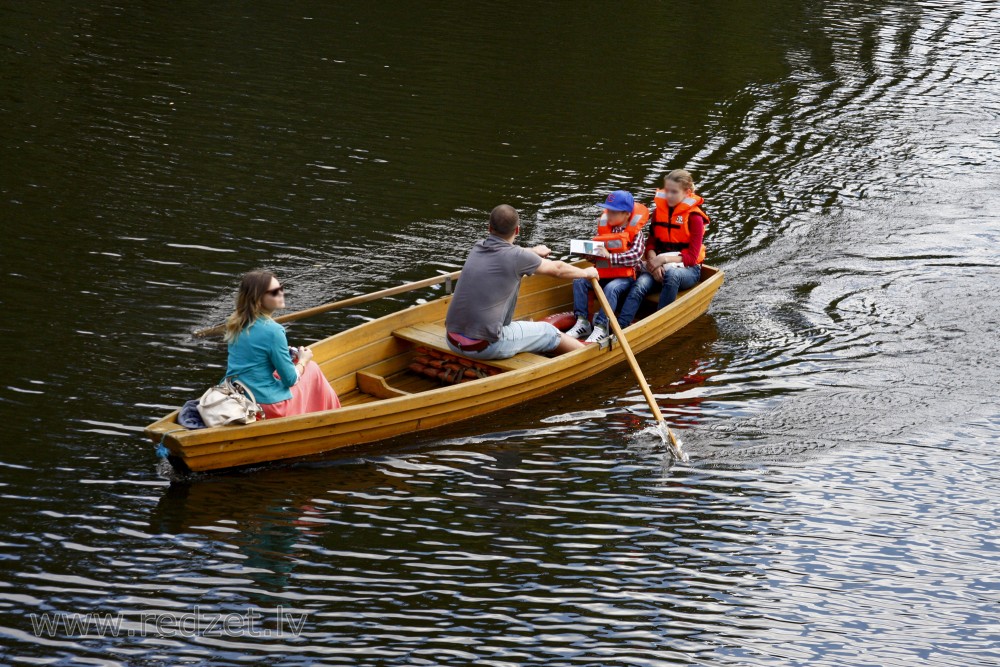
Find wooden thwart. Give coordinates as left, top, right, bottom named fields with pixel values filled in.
left=391, top=322, right=547, bottom=372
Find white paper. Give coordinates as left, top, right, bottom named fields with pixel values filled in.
left=656, top=253, right=683, bottom=269
left=570, top=239, right=605, bottom=255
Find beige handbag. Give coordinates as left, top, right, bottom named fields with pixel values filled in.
left=196, top=378, right=263, bottom=427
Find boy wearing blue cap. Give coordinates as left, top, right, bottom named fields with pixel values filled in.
left=567, top=190, right=649, bottom=344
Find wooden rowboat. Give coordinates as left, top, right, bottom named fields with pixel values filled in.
left=145, top=263, right=724, bottom=473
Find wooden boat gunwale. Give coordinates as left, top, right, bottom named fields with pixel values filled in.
left=146, top=264, right=724, bottom=472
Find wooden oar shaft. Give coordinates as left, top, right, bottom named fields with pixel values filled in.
left=275, top=269, right=461, bottom=324
left=194, top=269, right=462, bottom=338
left=590, top=278, right=685, bottom=459
left=589, top=278, right=665, bottom=424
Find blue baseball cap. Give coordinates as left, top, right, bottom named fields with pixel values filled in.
left=601, top=190, right=634, bottom=212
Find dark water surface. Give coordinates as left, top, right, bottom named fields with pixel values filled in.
left=2, top=1, right=998, bottom=664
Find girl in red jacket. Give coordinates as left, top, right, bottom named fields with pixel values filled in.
left=617, top=170, right=708, bottom=325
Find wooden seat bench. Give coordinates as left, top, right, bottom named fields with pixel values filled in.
left=391, top=322, right=548, bottom=372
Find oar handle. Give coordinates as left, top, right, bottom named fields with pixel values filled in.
left=194, top=269, right=463, bottom=338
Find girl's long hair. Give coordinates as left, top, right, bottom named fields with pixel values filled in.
left=223, top=270, right=276, bottom=343
left=664, top=169, right=696, bottom=193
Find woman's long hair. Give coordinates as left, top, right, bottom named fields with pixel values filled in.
left=223, top=270, right=276, bottom=343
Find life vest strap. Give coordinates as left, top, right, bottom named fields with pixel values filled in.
left=652, top=219, right=683, bottom=232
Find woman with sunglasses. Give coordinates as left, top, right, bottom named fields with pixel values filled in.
left=222, top=270, right=340, bottom=419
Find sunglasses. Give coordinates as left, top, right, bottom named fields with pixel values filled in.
left=264, top=284, right=285, bottom=297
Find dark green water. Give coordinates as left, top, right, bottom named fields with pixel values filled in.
left=1, top=1, right=998, bottom=664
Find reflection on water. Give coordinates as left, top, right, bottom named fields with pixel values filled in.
left=145, top=450, right=778, bottom=661
left=1, top=0, right=999, bottom=664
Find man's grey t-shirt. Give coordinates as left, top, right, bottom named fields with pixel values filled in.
left=445, top=235, right=543, bottom=342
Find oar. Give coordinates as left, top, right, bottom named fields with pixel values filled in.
left=194, top=269, right=463, bottom=338
left=589, top=277, right=687, bottom=461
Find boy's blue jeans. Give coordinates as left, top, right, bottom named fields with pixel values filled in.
left=572, top=277, right=635, bottom=329
left=617, top=265, right=702, bottom=327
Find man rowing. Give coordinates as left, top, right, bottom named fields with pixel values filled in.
left=445, top=204, right=598, bottom=360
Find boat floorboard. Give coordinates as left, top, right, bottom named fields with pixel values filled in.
left=338, top=389, right=382, bottom=407
left=386, top=370, right=444, bottom=394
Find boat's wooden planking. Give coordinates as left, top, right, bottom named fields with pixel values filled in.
left=145, top=265, right=723, bottom=472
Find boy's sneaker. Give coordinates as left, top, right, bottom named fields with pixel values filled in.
left=584, top=324, right=609, bottom=344
left=566, top=317, right=593, bottom=339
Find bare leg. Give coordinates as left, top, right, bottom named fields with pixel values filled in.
left=552, top=333, right=586, bottom=355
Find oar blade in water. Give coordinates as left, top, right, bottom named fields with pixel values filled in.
left=657, top=420, right=689, bottom=462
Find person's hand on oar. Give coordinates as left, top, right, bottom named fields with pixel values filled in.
left=589, top=277, right=688, bottom=461
left=530, top=244, right=552, bottom=258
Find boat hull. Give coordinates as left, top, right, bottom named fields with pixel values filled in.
left=145, top=265, right=724, bottom=472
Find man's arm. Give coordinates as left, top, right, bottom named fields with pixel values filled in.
left=530, top=244, right=552, bottom=258
left=535, top=259, right=599, bottom=280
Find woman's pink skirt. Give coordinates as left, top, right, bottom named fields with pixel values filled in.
left=261, top=361, right=341, bottom=419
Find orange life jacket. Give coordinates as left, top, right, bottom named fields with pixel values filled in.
left=591, top=203, right=649, bottom=279
left=650, top=190, right=708, bottom=265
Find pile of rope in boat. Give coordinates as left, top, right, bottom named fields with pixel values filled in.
left=408, top=347, right=501, bottom=385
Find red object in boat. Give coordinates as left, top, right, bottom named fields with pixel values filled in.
left=541, top=311, right=577, bottom=332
